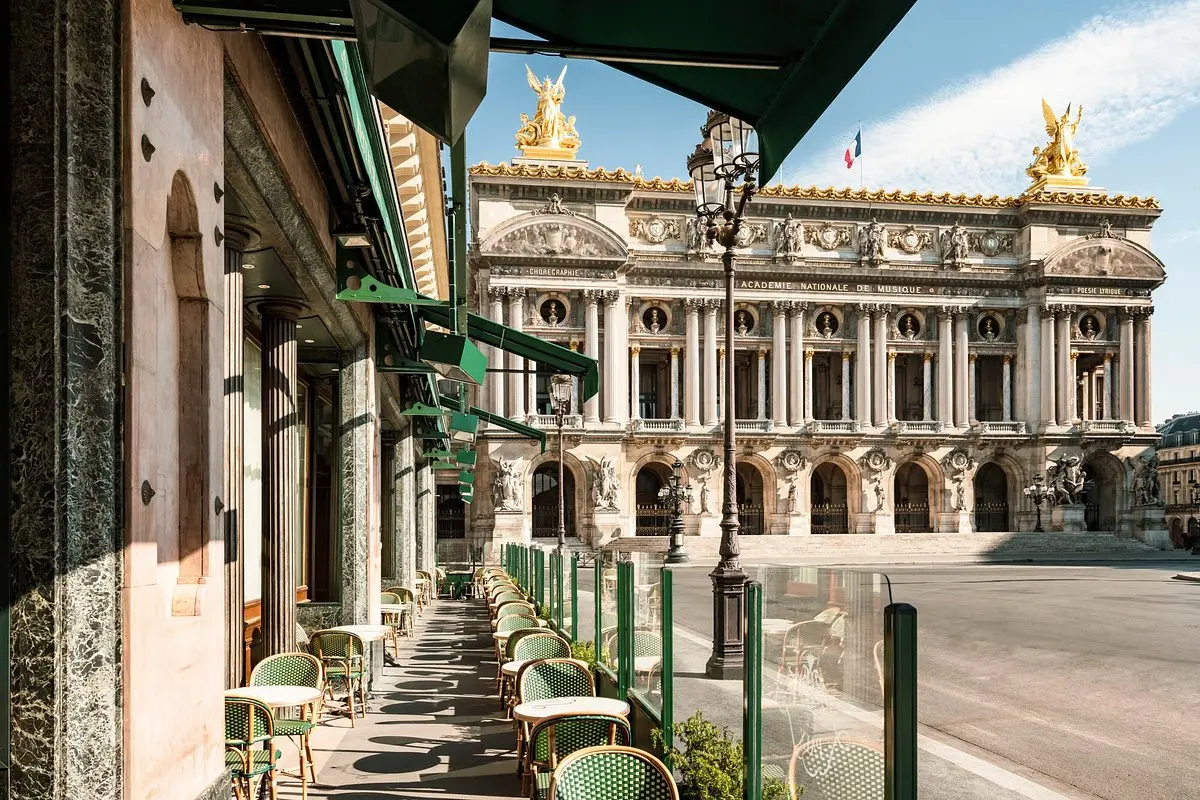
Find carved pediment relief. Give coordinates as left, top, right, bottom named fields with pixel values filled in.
left=481, top=213, right=627, bottom=260
left=1044, top=238, right=1165, bottom=280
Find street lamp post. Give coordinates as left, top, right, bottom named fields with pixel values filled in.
left=660, top=460, right=693, bottom=564
left=548, top=374, right=575, bottom=554
left=688, top=111, right=759, bottom=679
left=1023, top=473, right=1052, bottom=533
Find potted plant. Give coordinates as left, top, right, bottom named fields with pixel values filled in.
left=653, top=711, right=790, bottom=800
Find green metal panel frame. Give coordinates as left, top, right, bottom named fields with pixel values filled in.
left=617, top=560, right=634, bottom=701
left=660, top=568, right=674, bottom=766
left=885, top=603, right=918, bottom=800
left=743, top=581, right=763, bottom=800
left=570, top=554, right=579, bottom=643
left=439, top=392, right=547, bottom=452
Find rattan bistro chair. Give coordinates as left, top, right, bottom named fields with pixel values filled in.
left=788, top=737, right=884, bottom=800
left=548, top=745, right=679, bottom=800
left=501, top=632, right=570, bottom=711
left=383, top=586, right=418, bottom=637
left=525, top=714, right=630, bottom=799
left=514, top=658, right=596, bottom=767
left=225, top=696, right=280, bottom=800
left=249, top=653, right=322, bottom=798
left=308, top=630, right=367, bottom=726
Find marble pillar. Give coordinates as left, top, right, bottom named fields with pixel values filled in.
left=602, top=291, right=619, bottom=423
left=922, top=354, right=932, bottom=421
left=1041, top=310, right=1057, bottom=426
left=1080, top=370, right=1091, bottom=421
left=772, top=301, right=787, bottom=426
left=223, top=225, right=250, bottom=688
left=583, top=291, right=600, bottom=423
left=685, top=300, right=701, bottom=425
left=1023, top=306, right=1041, bottom=427
left=855, top=307, right=871, bottom=425
left=630, top=346, right=641, bottom=420
left=938, top=312, right=953, bottom=426
left=1102, top=355, right=1113, bottom=419
left=616, top=297, right=631, bottom=424
left=1002, top=356, right=1013, bottom=421
left=703, top=302, right=719, bottom=426
left=415, top=461, right=435, bottom=571
left=340, top=344, right=376, bottom=626
left=717, top=347, right=725, bottom=419
left=381, top=439, right=397, bottom=579
left=489, top=288, right=507, bottom=417
left=508, top=292, right=526, bottom=419
left=9, top=2, right=124, bottom=794
left=886, top=352, right=896, bottom=423
left=968, top=354, right=978, bottom=425
left=261, top=302, right=304, bottom=656
left=841, top=353, right=852, bottom=421
left=1119, top=311, right=1135, bottom=421
left=1137, top=311, right=1153, bottom=426
left=790, top=304, right=806, bottom=426
left=1068, top=351, right=1079, bottom=424
left=395, top=425, right=417, bottom=590
left=1056, top=312, right=1071, bottom=424
left=670, top=347, right=681, bottom=419
left=757, top=349, right=768, bottom=419
left=872, top=309, right=889, bottom=427
left=954, top=313, right=969, bottom=427
left=804, top=349, right=815, bottom=421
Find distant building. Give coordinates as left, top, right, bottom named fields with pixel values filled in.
left=1159, top=413, right=1200, bottom=547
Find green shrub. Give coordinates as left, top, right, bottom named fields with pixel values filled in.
left=570, top=640, right=596, bottom=668
left=652, top=711, right=791, bottom=800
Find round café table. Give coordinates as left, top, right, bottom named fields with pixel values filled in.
left=512, top=696, right=629, bottom=724
left=224, top=685, right=324, bottom=708
left=762, top=618, right=793, bottom=636
left=328, top=624, right=390, bottom=642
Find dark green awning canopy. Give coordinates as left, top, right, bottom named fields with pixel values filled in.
left=439, top=393, right=547, bottom=453
left=421, top=304, right=599, bottom=402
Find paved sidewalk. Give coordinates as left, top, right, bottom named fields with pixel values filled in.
left=282, top=599, right=523, bottom=800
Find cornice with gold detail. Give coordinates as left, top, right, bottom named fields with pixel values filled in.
left=468, top=161, right=1159, bottom=210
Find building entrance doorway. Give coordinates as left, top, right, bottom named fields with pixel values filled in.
left=894, top=462, right=931, bottom=532
left=735, top=462, right=765, bottom=535
left=531, top=463, right=576, bottom=539
left=973, top=463, right=1010, bottom=532
left=635, top=463, right=670, bottom=536
left=811, top=462, right=849, bottom=534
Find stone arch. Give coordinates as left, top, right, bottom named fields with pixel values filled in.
left=1042, top=235, right=1167, bottom=282
left=528, top=449, right=589, bottom=522
left=975, top=451, right=1026, bottom=528
left=809, top=452, right=861, bottom=533
left=630, top=455, right=675, bottom=536
left=894, top=455, right=941, bottom=533
left=166, top=170, right=211, bottom=592
left=479, top=211, right=628, bottom=262
left=1081, top=449, right=1124, bottom=532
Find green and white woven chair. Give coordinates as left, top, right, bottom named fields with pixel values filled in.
left=525, top=713, right=630, bottom=799
left=548, top=745, right=679, bottom=800
left=225, top=696, right=280, bottom=800
left=514, top=658, right=596, bottom=766
left=249, top=652, right=322, bottom=799
left=308, top=630, right=367, bottom=726
left=788, top=737, right=884, bottom=800
left=493, top=601, right=537, bottom=628
left=500, top=632, right=570, bottom=711
left=383, top=586, right=418, bottom=637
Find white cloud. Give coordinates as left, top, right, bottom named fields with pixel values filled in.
left=793, top=0, right=1200, bottom=195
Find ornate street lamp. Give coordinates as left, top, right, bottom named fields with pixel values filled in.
left=1023, top=473, right=1052, bottom=533
left=659, top=460, right=693, bottom=564
left=687, top=110, right=759, bottom=679
left=548, top=374, right=575, bottom=554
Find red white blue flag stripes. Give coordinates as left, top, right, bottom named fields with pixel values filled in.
left=844, top=129, right=862, bottom=169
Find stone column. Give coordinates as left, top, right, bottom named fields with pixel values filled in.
left=855, top=305, right=872, bottom=425
left=489, top=288, right=507, bottom=417
left=1080, top=369, right=1091, bottom=421
left=886, top=352, right=897, bottom=423
left=395, top=426, right=416, bottom=590
left=968, top=354, right=978, bottom=424
left=703, top=301, right=719, bottom=426
left=954, top=312, right=969, bottom=427
left=1056, top=311, right=1072, bottom=424
left=617, top=296, right=631, bottom=425
left=804, top=349, right=815, bottom=421
left=340, top=343, right=376, bottom=626
left=526, top=358, right=537, bottom=418
left=841, top=353, right=852, bottom=421
left=922, top=353, right=933, bottom=421
left=873, top=307, right=889, bottom=427
left=771, top=301, right=788, bottom=426
left=1002, top=355, right=1013, bottom=421
left=583, top=290, right=600, bottom=423
left=790, top=304, right=806, bottom=426
left=670, top=346, right=681, bottom=419
left=1119, top=309, right=1135, bottom=421
left=1102, top=354, right=1113, bottom=419
left=415, top=461, right=435, bottom=572
left=1022, top=306, right=1040, bottom=427
left=630, top=345, right=641, bottom=420
left=757, top=348, right=768, bottom=419
left=1069, top=352, right=1079, bottom=423
left=508, top=291, right=526, bottom=419
left=937, top=310, right=952, bottom=425
left=1136, top=310, right=1153, bottom=426
left=1041, top=308, right=1057, bottom=426
left=717, top=347, right=726, bottom=419
left=685, top=299, right=701, bottom=425
left=223, top=224, right=251, bottom=688
left=261, top=301, right=304, bottom=656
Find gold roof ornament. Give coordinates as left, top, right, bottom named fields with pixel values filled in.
left=1025, top=99, right=1089, bottom=193
left=515, top=64, right=582, bottom=163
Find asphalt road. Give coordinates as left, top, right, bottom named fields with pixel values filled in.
left=662, top=561, right=1200, bottom=800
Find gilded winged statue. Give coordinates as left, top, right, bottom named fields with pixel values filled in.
left=1026, top=99, right=1087, bottom=183
left=515, top=64, right=581, bottom=155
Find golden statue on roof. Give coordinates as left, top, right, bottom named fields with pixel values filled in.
left=515, top=64, right=581, bottom=161
left=1026, top=99, right=1089, bottom=192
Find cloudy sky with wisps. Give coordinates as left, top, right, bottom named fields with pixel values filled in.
left=467, top=0, right=1200, bottom=421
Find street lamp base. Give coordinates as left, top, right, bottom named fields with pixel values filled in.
left=705, top=563, right=746, bottom=680
left=664, top=546, right=690, bottom=564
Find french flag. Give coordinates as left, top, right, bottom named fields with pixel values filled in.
left=844, top=129, right=862, bottom=169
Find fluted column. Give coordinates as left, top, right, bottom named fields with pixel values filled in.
left=339, top=343, right=376, bottom=626
left=1056, top=310, right=1072, bottom=423
left=260, top=300, right=304, bottom=658
left=954, top=312, right=969, bottom=427
left=703, top=301, right=719, bottom=426
left=771, top=301, right=787, bottom=426
left=617, top=296, right=631, bottom=425
left=508, top=291, right=526, bottom=419
left=855, top=306, right=871, bottom=425
left=841, top=353, right=852, bottom=421
left=415, top=460, right=434, bottom=571
left=938, top=310, right=953, bottom=426
left=804, top=349, right=814, bottom=421
left=395, top=426, right=416, bottom=589
left=1119, top=309, right=1134, bottom=421
left=922, top=354, right=932, bottom=421
left=685, top=300, right=701, bottom=425
left=630, top=345, right=641, bottom=420
left=757, top=348, right=767, bottom=420
left=602, top=291, right=620, bottom=423
left=223, top=224, right=251, bottom=688
left=1136, top=309, right=1153, bottom=426
left=886, top=352, right=897, bottom=423
left=1041, top=309, right=1057, bottom=426
left=670, top=347, right=681, bottom=419
left=583, top=290, right=600, bottom=423
left=717, top=347, right=726, bottom=419
left=790, top=303, right=806, bottom=425
left=488, top=288, right=507, bottom=417
left=968, top=354, right=978, bottom=424
left=1069, top=351, right=1079, bottom=423
left=873, top=307, right=889, bottom=426
left=1102, top=354, right=1113, bottom=419
left=1080, top=368, right=1091, bottom=421
left=1002, top=355, right=1012, bottom=421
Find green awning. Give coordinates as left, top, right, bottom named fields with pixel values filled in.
left=439, top=393, right=547, bottom=453
left=421, top=305, right=598, bottom=401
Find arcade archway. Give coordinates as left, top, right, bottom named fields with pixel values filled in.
left=894, top=462, right=932, bottom=533
left=811, top=462, right=849, bottom=534
left=736, top=462, right=766, bottom=535
left=973, top=463, right=1011, bottom=532
left=1081, top=456, right=1120, bottom=532
left=635, top=463, right=671, bottom=536
left=531, top=462, right=577, bottom=539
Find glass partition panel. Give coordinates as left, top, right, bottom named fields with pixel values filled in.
left=596, top=550, right=620, bottom=675
left=754, top=567, right=892, bottom=800
left=562, top=553, right=576, bottom=641
left=628, top=552, right=665, bottom=719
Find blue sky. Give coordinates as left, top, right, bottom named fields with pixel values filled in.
left=464, top=0, right=1200, bottom=423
